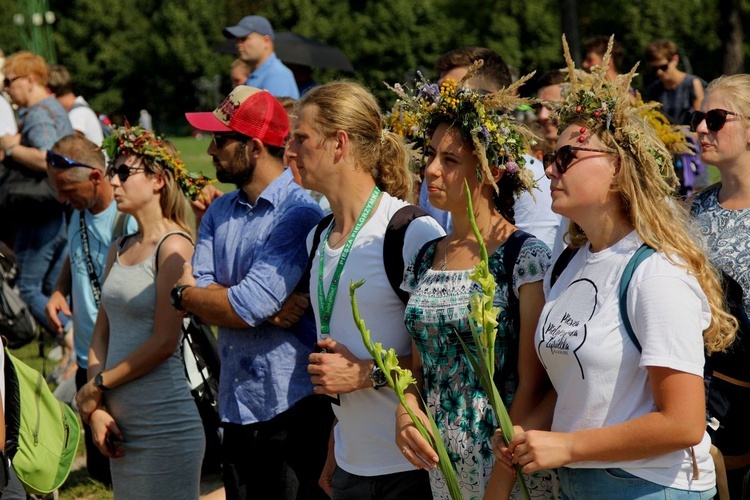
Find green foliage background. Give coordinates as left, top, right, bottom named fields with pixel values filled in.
left=0, top=0, right=747, bottom=131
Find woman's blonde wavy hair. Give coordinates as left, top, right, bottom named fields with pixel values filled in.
left=137, top=141, right=195, bottom=240
left=298, top=81, right=414, bottom=202
left=558, top=36, right=736, bottom=353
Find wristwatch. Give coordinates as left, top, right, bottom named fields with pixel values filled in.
left=94, top=372, right=109, bottom=392
left=4, top=146, right=13, bottom=158
left=170, top=284, right=191, bottom=311
left=370, top=364, right=387, bottom=390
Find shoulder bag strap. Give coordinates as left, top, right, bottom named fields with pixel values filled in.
left=153, top=231, right=194, bottom=274
left=383, top=205, right=428, bottom=305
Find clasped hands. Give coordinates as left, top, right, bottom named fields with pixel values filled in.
left=75, top=380, right=124, bottom=458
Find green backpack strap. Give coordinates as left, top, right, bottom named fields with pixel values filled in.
left=618, top=244, right=655, bottom=353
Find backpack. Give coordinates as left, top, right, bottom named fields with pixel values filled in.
left=300, top=205, right=429, bottom=304
left=0, top=243, right=37, bottom=349
left=550, top=243, right=656, bottom=352
left=69, top=101, right=112, bottom=139
left=4, top=347, right=80, bottom=495
left=180, top=316, right=222, bottom=474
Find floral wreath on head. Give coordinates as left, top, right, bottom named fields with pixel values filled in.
left=551, top=35, right=679, bottom=192
left=102, top=124, right=215, bottom=201
left=384, top=61, right=538, bottom=196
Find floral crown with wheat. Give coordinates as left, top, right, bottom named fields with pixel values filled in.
left=103, top=125, right=215, bottom=201
left=385, top=62, right=538, bottom=195
left=551, top=35, right=681, bottom=190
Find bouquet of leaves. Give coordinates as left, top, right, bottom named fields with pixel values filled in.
left=350, top=280, right=463, bottom=499
left=458, top=180, right=531, bottom=498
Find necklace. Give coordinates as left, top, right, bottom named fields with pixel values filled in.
left=441, top=225, right=492, bottom=271
left=329, top=227, right=354, bottom=249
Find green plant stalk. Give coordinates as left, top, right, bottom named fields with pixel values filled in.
left=463, top=180, right=531, bottom=499
left=350, top=279, right=463, bottom=500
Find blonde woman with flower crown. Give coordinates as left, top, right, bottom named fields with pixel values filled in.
left=493, top=38, right=736, bottom=500
left=391, top=72, right=556, bottom=499
left=690, top=73, right=750, bottom=499
left=75, top=126, right=208, bottom=499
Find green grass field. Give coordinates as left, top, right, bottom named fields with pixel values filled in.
left=169, top=135, right=235, bottom=194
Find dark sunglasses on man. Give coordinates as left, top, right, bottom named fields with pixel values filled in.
left=543, top=145, right=617, bottom=177
left=650, top=63, right=669, bottom=74
left=689, top=109, right=747, bottom=133
left=105, top=164, right=145, bottom=182
left=46, top=151, right=96, bottom=170
left=212, top=132, right=248, bottom=149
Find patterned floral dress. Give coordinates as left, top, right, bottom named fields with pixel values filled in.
left=403, top=236, right=556, bottom=499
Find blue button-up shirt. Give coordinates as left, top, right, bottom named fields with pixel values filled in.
left=245, top=53, right=300, bottom=98
left=192, top=169, right=323, bottom=424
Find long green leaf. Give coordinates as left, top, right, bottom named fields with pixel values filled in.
left=350, top=280, right=463, bottom=499
left=460, top=180, right=531, bottom=499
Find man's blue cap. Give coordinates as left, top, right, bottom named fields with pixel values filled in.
left=223, top=15, right=275, bottom=40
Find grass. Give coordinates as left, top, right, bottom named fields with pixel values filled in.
left=169, top=135, right=235, bottom=194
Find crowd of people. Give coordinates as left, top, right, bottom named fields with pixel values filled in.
left=0, top=12, right=748, bottom=500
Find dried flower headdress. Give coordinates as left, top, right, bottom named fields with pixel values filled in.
left=102, top=125, right=215, bottom=201
left=636, top=96, right=694, bottom=155
left=385, top=62, right=538, bottom=195
left=551, top=35, right=678, bottom=191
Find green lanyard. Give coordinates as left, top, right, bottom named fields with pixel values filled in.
left=317, top=186, right=381, bottom=336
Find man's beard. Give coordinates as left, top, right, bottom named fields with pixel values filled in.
left=216, top=144, right=256, bottom=187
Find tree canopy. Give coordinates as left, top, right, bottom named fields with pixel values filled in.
left=0, top=0, right=746, bottom=131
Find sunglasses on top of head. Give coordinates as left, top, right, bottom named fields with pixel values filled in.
left=543, top=145, right=617, bottom=176
left=212, top=132, right=249, bottom=149
left=689, top=109, right=747, bottom=133
left=105, top=164, right=145, bottom=182
left=46, top=151, right=96, bottom=170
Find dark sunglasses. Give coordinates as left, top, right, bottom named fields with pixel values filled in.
left=689, top=109, right=746, bottom=132
left=105, top=164, right=145, bottom=182
left=47, top=151, right=96, bottom=170
left=543, top=145, right=616, bottom=176
left=650, top=63, right=669, bottom=73
left=212, top=132, right=248, bottom=149
left=3, top=75, right=25, bottom=88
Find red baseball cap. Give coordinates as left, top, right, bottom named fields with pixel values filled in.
left=185, top=86, right=289, bottom=148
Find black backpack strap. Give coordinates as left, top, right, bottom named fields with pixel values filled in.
left=550, top=246, right=580, bottom=289
left=3, top=349, right=19, bottom=460
left=383, top=205, right=428, bottom=305
left=412, top=237, right=445, bottom=285
left=295, top=213, right=334, bottom=294
left=618, top=244, right=655, bottom=353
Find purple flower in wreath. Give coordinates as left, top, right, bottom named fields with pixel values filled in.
left=418, top=82, right=440, bottom=101
left=505, top=160, right=519, bottom=174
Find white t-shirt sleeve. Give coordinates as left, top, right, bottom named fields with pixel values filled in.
left=0, top=97, right=17, bottom=135
left=627, top=260, right=710, bottom=376
left=69, top=106, right=104, bottom=146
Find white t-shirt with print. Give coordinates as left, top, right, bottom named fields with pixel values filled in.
left=308, top=192, right=444, bottom=477
left=538, top=231, right=715, bottom=491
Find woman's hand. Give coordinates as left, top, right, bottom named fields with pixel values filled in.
left=394, top=404, right=438, bottom=471
left=508, top=430, right=574, bottom=473
left=89, top=409, right=124, bottom=458
left=75, top=379, right=104, bottom=424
